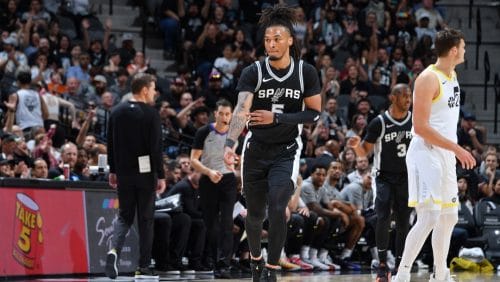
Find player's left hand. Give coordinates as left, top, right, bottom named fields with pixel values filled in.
left=248, top=110, right=274, bottom=126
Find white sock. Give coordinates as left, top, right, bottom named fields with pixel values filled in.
left=398, top=208, right=440, bottom=274
left=341, top=248, right=353, bottom=260
left=309, top=248, right=318, bottom=259
left=280, top=248, right=287, bottom=259
left=432, top=212, right=458, bottom=280
left=370, top=247, right=379, bottom=261
left=318, top=249, right=329, bottom=261
left=300, top=245, right=310, bottom=260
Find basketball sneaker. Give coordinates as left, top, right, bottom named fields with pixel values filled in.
left=250, top=258, right=265, bottom=282
left=376, top=263, right=391, bottom=282
left=392, top=271, right=411, bottom=282
left=289, top=255, right=314, bottom=271
left=105, top=249, right=118, bottom=279
left=429, top=269, right=456, bottom=282
left=260, top=267, right=277, bottom=282
left=134, top=267, right=159, bottom=279
left=279, top=257, right=301, bottom=272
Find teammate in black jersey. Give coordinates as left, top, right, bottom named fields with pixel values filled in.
left=223, top=5, right=321, bottom=282
left=347, top=84, right=412, bottom=282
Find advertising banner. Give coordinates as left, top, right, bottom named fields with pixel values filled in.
left=0, top=188, right=88, bottom=276
left=85, top=190, right=139, bottom=274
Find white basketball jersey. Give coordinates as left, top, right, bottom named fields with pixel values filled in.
left=412, top=64, right=460, bottom=143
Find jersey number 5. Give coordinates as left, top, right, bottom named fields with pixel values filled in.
left=271, top=104, right=284, bottom=113
left=397, top=144, right=407, bottom=157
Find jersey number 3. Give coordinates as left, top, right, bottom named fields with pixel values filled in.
left=272, top=104, right=284, bottom=113
left=397, top=143, right=407, bottom=157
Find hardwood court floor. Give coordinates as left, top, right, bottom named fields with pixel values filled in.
left=15, top=270, right=500, bottom=282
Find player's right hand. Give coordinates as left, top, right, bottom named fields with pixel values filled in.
left=455, top=146, right=476, bottom=170
left=346, top=135, right=361, bottom=148
left=209, top=169, right=223, bottom=183
left=223, top=146, right=238, bottom=171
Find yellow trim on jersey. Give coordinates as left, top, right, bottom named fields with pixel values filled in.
left=432, top=78, right=444, bottom=104
left=408, top=200, right=458, bottom=208
left=431, top=64, right=454, bottom=81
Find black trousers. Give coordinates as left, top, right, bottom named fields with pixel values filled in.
left=153, top=212, right=172, bottom=269
left=187, top=218, right=206, bottom=266
left=113, top=173, right=156, bottom=268
left=199, top=173, right=237, bottom=266
left=375, top=172, right=411, bottom=264
left=241, top=138, right=298, bottom=265
left=169, top=212, right=191, bottom=266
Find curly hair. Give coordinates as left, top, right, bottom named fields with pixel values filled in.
left=258, top=4, right=301, bottom=60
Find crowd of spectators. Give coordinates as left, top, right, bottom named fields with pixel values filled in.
left=1, top=0, right=500, bottom=274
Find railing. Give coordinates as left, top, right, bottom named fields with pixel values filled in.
left=469, top=0, right=473, bottom=28
left=484, top=51, right=490, bottom=110
left=494, top=73, right=499, bottom=133
left=475, top=7, right=481, bottom=70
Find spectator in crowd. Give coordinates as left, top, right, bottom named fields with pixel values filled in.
left=30, top=157, right=48, bottom=178
left=458, top=112, right=485, bottom=159
left=300, top=164, right=340, bottom=270
left=4, top=71, right=48, bottom=139
left=347, top=155, right=370, bottom=184
left=159, top=0, right=185, bottom=60
left=117, top=33, right=136, bottom=68
left=0, top=34, right=28, bottom=81
left=322, top=161, right=365, bottom=269
left=414, top=0, right=446, bottom=30
left=165, top=170, right=206, bottom=274
left=321, top=97, right=347, bottom=142
left=47, top=142, right=79, bottom=180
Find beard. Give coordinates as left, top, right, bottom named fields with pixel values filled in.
left=268, top=54, right=281, bottom=61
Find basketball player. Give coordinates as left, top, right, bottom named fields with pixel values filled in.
left=347, top=84, right=413, bottom=282
left=223, top=5, right=321, bottom=282
left=393, top=28, right=476, bottom=282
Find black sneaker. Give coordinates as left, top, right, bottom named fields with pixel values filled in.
left=105, top=249, right=118, bottom=279
left=190, top=261, right=214, bottom=274
left=176, top=263, right=195, bottom=274
left=250, top=259, right=265, bottom=282
left=134, top=267, right=159, bottom=279
left=260, top=267, right=277, bottom=282
left=376, top=263, right=390, bottom=282
left=155, top=264, right=181, bottom=275
left=215, top=260, right=232, bottom=279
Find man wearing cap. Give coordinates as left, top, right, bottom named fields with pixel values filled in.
left=0, top=34, right=28, bottom=75
left=118, top=33, right=136, bottom=68
left=458, top=112, right=484, bottom=158
left=415, top=12, right=437, bottom=42
left=414, top=0, right=445, bottom=30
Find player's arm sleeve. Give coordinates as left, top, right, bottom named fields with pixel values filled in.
left=363, top=116, right=383, bottom=144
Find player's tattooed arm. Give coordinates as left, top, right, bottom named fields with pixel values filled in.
left=226, top=91, right=253, bottom=146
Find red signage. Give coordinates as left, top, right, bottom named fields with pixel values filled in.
left=0, top=188, right=88, bottom=276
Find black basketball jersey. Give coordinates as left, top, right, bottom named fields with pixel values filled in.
left=364, top=111, right=412, bottom=173
left=235, top=57, right=321, bottom=144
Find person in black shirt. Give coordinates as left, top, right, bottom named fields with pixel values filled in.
left=105, top=73, right=166, bottom=279
left=223, top=5, right=322, bottom=282
left=347, top=84, right=413, bottom=281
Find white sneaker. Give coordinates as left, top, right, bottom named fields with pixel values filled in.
left=308, top=257, right=330, bottom=271
left=371, top=259, right=379, bottom=269
left=416, top=259, right=430, bottom=269
left=429, top=269, right=456, bottom=282
left=392, top=272, right=411, bottom=282
left=319, top=255, right=341, bottom=271
left=387, top=251, right=396, bottom=270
